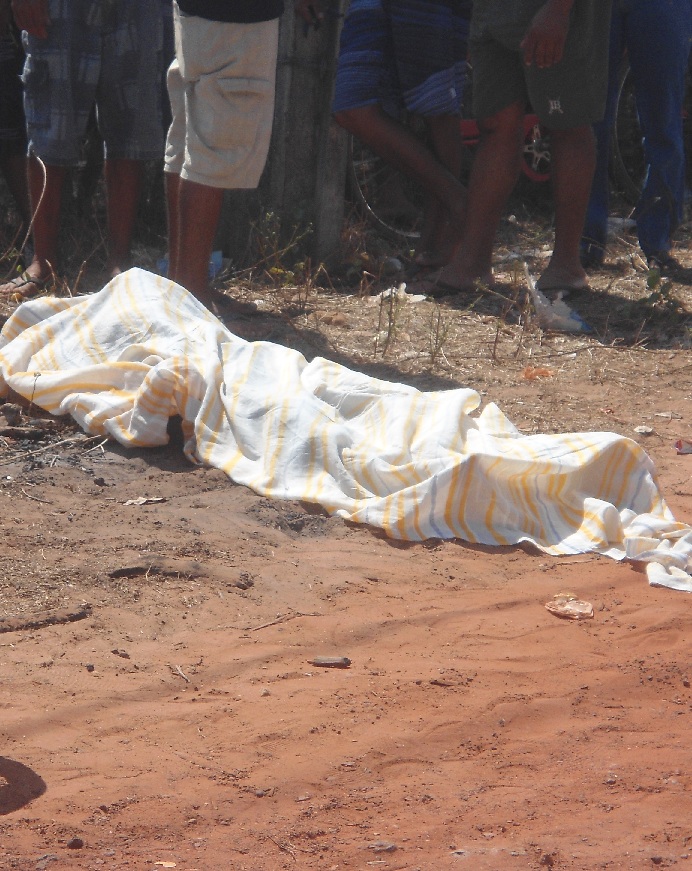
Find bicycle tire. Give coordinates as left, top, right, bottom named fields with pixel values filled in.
left=609, top=60, right=645, bottom=204
left=347, top=112, right=551, bottom=244
left=347, top=131, right=424, bottom=244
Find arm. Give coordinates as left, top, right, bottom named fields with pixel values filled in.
left=520, top=0, right=574, bottom=68
left=11, top=0, right=50, bottom=38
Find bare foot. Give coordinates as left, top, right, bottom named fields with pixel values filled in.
left=413, top=202, right=465, bottom=271
left=536, top=265, right=589, bottom=295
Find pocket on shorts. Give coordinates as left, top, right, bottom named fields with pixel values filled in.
left=214, top=76, right=273, bottom=119
left=22, top=56, right=51, bottom=129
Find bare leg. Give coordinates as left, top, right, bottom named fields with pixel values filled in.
left=536, top=124, right=595, bottom=292
left=104, top=158, right=145, bottom=277
left=0, top=156, right=63, bottom=297
left=170, top=176, right=223, bottom=307
left=0, top=153, right=31, bottom=251
left=416, top=114, right=465, bottom=267
left=336, top=104, right=467, bottom=251
left=426, top=99, right=525, bottom=292
left=165, top=171, right=180, bottom=280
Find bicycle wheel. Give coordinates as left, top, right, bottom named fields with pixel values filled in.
left=347, top=125, right=425, bottom=244
left=610, top=60, right=646, bottom=204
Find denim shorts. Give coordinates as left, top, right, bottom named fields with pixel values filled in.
left=22, top=0, right=165, bottom=164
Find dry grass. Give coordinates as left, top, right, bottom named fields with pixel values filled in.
left=1, top=171, right=691, bottom=444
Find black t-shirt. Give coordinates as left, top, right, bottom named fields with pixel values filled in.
left=176, top=0, right=284, bottom=22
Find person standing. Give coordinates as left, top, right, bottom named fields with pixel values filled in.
left=325, top=0, right=472, bottom=270
left=418, top=0, right=612, bottom=298
left=580, top=0, right=692, bottom=275
left=0, top=0, right=166, bottom=299
left=164, top=0, right=283, bottom=309
left=0, top=0, right=30, bottom=263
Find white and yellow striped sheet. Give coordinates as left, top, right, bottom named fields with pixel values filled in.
left=1, top=268, right=690, bottom=591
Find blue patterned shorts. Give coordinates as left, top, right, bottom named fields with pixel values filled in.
left=22, top=0, right=166, bottom=164
left=333, top=0, right=471, bottom=117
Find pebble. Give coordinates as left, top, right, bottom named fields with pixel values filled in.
left=309, top=656, right=351, bottom=669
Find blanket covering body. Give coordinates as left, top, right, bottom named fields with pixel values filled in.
left=1, top=269, right=690, bottom=591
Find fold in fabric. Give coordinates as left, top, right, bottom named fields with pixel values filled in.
left=1, top=268, right=690, bottom=591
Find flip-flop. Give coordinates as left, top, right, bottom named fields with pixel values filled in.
left=422, top=275, right=494, bottom=299
left=534, top=280, right=590, bottom=301
left=0, top=273, right=50, bottom=300
left=211, top=292, right=258, bottom=318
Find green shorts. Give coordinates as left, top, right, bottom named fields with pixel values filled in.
left=470, top=0, right=612, bottom=130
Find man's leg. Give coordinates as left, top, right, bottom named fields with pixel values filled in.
left=418, top=113, right=466, bottom=267
left=537, top=124, right=595, bottom=292
left=336, top=105, right=467, bottom=243
left=169, top=176, right=223, bottom=307
left=0, top=155, right=64, bottom=296
left=624, top=0, right=691, bottom=263
left=0, top=153, right=31, bottom=250
left=104, top=157, right=146, bottom=277
left=422, top=99, right=525, bottom=292
left=580, top=4, right=623, bottom=269
left=165, top=170, right=181, bottom=281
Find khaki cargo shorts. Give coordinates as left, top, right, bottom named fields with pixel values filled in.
left=165, top=5, right=279, bottom=189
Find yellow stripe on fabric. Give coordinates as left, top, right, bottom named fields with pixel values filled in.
left=391, top=486, right=408, bottom=539
left=407, top=480, right=425, bottom=541
left=195, top=361, right=227, bottom=468
left=38, top=322, right=62, bottom=373
left=445, top=454, right=475, bottom=542
left=219, top=344, right=262, bottom=477
left=483, top=458, right=511, bottom=546
left=544, top=466, right=581, bottom=537
left=120, top=270, right=155, bottom=336
left=260, top=396, right=292, bottom=492
left=594, top=438, right=630, bottom=505
left=301, top=413, right=331, bottom=505
left=576, top=507, right=612, bottom=549
left=610, top=442, right=650, bottom=511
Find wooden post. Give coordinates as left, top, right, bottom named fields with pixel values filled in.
left=218, top=2, right=349, bottom=270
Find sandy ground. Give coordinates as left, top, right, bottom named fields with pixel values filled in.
left=1, top=216, right=692, bottom=870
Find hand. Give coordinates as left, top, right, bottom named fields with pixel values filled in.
left=11, top=0, right=50, bottom=38
left=294, top=0, right=323, bottom=28
left=520, top=0, right=573, bottom=68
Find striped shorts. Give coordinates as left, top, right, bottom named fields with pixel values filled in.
left=22, top=0, right=165, bottom=164
left=333, top=0, right=471, bottom=117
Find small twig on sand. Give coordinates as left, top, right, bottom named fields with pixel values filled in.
left=0, top=434, right=104, bottom=467
left=83, top=438, right=109, bottom=455
left=170, top=664, right=190, bottom=683
left=248, top=611, right=321, bottom=632
left=20, top=487, right=52, bottom=504
left=267, top=834, right=297, bottom=860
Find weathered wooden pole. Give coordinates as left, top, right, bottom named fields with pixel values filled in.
left=219, top=2, right=349, bottom=270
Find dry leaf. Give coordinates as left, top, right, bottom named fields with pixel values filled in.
left=124, top=496, right=166, bottom=506
left=522, top=365, right=554, bottom=380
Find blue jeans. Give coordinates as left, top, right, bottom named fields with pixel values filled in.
left=582, top=0, right=692, bottom=262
